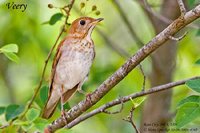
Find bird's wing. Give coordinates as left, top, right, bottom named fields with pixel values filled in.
left=49, top=39, right=65, bottom=94
left=42, top=39, right=65, bottom=119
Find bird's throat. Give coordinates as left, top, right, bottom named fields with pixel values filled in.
left=85, top=25, right=95, bottom=42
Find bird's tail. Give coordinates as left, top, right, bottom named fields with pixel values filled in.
left=42, top=84, right=79, bottom=119
left=42, top=89, right=60, bottom=119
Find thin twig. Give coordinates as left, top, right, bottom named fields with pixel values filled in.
left=168, top=32, right=188, bottom=41
left=123, top=107, right=140, bottom=133
left=177, top=0, right=187, bottom=16
left=65, top=76, right=200, bottom=129
left=96, top=28, right=130, bottom=58
left=113, top=0, right=144, bottom=48
left=102, top=97, right=124, bottom=114
left=138, top=64, right=146, bottom=91
left=19, top=0, right=75, bottom=119
left=138, top=0, right=200, bottom=29
left=140, top=0, right=172, bottom=24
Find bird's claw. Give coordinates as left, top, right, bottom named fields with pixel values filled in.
left=86, top=93, right=93, bottom=105
left=61, top=110, right=68, bottom=124
left=78, top=88, right=92, bottom=104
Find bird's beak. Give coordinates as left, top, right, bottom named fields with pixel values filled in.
left=92, top=18, right=104, bottom=25
left=95, top=18, right=104, bottom=22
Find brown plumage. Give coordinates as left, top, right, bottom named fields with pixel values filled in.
left=42, top=17, right=103, bottom=119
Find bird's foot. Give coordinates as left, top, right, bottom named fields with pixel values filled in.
left=86, top=93, right=93, bottom=105
left=78, top=89, right=93, bottom=105
left=61, top=110, right=68, bottom=124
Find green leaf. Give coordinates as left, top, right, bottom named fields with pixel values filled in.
left=0, top=107, right=5, bottom=115
left=34, top=123, right=48, bottom=132
left=49, top=13, right=63, bottom=25
left=13, top=119, right=29, bottom=126
left=130, top=97, right=146, bottom=108
left=175, top=102, right=200, bottom=128
left=3, top=52, right=19, bottom=63
left=5, top=104, right=25, bottom=121
left=22, top=124, right=33, bottom=131
left=40, top=86, right=49, bottom=104
left=32, top=101, right=41, bottom=110
left=0, top=44, right=18, bottom=53
left=186, top=79, right=200, bottom=93
left=195, top=59, right=200, bottom=65
left=6, top=53, right=19, bottom=63
left=33, top=118, right=49, bottom=131
left=177, top=95, right=200, bottom=107
left=25, top=108, right=40, bottom=122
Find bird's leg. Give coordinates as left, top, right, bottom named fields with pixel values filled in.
left=85, top=93, right=93, bottom=105
left=60, top=85, right=67, bottom=124
left=77, top=77, right=87, bottom=95
left=77, top=87, right=87, bottom=95
left=60, top=85, right=65, bottom=113
left=77, top=83, right=93, bottom=105
left=77, top=77, right=93, bottom=104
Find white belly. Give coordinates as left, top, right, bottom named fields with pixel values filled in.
left=54, top=44, right=94, bottom=90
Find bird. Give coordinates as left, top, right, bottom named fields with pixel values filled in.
left=42, top=17, right=103, bottom=119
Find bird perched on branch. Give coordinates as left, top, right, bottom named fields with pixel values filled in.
left=42, top=17, right=103, bottom=119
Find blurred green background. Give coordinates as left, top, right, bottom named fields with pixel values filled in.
left=0, top=0, right=200, bottom=133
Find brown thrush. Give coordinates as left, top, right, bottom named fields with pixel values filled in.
left=42, top=17, right=103, bottom=119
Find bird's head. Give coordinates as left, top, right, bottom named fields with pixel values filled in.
left=68, top=17, right=103, bottom=39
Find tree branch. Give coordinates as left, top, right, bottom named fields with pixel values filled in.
left=46, top=4, right=200, bottom=132
left=65, top=76, right=200, bottom=128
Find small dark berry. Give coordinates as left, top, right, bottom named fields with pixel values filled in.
left=92, top=5, right=97, bottom=11
left=95, top=11, right=100, bottom=16
left=80, top=2, right=85, bottom=9
left=48, top=4, right=54, bottom=8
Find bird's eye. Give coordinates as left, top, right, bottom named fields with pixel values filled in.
left=80, top=20, right=86, bottom=25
